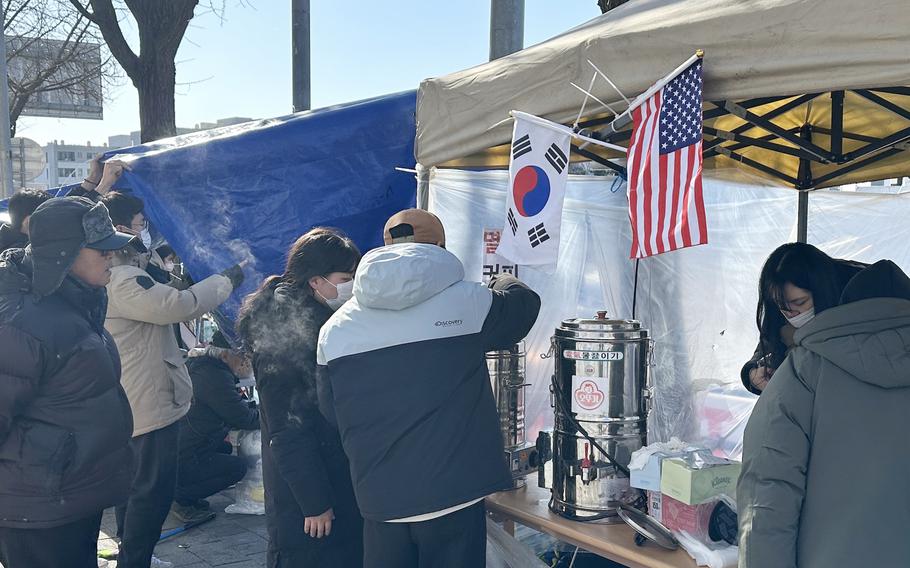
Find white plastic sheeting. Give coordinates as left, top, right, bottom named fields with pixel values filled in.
left=428, top=169, right=910, bottom=443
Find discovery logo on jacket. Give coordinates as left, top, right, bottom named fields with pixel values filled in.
left=317, top=243, right=541, bottom=522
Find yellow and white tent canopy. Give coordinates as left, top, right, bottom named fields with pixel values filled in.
left=416, top=0, right=910, bottom=188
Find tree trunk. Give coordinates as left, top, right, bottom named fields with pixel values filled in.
left=598, top=0, right=631, bottom=13
left=136, top=55, right=177, bottom=143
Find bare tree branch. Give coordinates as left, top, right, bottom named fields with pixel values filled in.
left=66, top=0, right=98, bottom=23
left=83, top=0, right=139, bottom=77
left=597, top=0, right=631, bottom=13
left=6, top=0, right=120, bottom=136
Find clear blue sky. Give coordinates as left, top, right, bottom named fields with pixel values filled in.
left=14, top=1, right=603, bottom=147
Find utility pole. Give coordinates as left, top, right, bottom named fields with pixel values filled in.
left=489, top=0, right=524, bottom=61
left=292, top=0, right=311, bottom=112
left=0, top=30, right=15, bottom=199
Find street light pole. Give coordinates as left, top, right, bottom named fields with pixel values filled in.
left=0, top=30, right=16, bottom=198
left=489, top=0, right=524, bottom=61
left=292, top=0, right=311, bottom=112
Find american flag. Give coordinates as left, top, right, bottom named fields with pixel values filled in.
left=627, top=58, right=707, bottom=259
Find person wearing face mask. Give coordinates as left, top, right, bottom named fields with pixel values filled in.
left=737, top=254, right=910, bottom=568
left=0, top=197, right=135, bottom=567
left=741, top=242, right=869, bottom=394
left=173, top=331, right=260, bottom=523
left=237, top=227, right=364, bottom=568
left=101, top=191, right=179, bottom=286
left=103, top=223, right=245, bottom=567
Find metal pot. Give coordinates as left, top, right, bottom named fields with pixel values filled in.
left=546, top=311, right=651, bottom=520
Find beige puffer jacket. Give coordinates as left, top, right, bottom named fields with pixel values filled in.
left=105, top=264, right=233, bottom=436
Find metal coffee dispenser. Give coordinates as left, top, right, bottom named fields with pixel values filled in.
left=486, top=342, right=537, bottom=488
left=537, top=311, right=651, bottom=521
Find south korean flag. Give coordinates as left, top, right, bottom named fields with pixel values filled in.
left=496, top=111, right=571, bottom=267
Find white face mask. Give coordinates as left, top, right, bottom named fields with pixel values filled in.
left=319, top=278, right=354, bottom=311
left=785, top=307, right=815, bottom=328
left=140, top=228, right=152, bottom=249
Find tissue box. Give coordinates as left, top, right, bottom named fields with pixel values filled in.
left=630, top=451, right=689, bottom=492
left=660, top=494, right=715, bottom=539
left=660, top=456, right=741, bottom=505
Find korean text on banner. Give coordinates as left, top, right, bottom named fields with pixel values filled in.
left=481, top=228, right=520, bottom=284
left=496, top=112, right=571, bottom=267
left=627, top=57, right=707, bottom=259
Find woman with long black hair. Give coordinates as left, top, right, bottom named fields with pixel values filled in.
left=237, top=228, right=363, bottom=568
left=741, top=242, right=866, bottom=394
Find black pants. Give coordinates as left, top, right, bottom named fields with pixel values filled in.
left=115, top=421, right=180, bottom=568
left=175, top=450, right=247, bottom=505
left=0, top=512, right=102, bottom=568
left=363, top=501, right=487, bottom=568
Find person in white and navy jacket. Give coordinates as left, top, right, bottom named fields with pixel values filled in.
left=317, top=209, right=541, bottom=568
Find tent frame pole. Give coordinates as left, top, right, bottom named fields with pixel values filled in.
left=720, top=101, right=835, bottom=162
left=796, top=124, right=813, bottom=243
left=812, top=148, right=907, bottom=187
left=830, top=91, right=845, bottom=158
left=715, top=146, right=799, bottom=186
left=797, top=191, right=809, bottom=243
left=571, top=145, right=626, bottom=176
left=703, top=126, right=826, bottom=161
left=416, top=164, right=431, bottom=210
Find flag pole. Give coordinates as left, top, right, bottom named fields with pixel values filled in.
left=586, top=60, right=631, bottom=107
left=603, top=50, right=704, bottom=136
left=510, top=110, right=627, bottom=153
left=573, top=73, right=599, bottom=129
left=570, top=80, right=620, bottom=118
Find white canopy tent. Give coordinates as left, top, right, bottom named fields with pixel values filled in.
left=415, top=0, right=910, bottom=446
left=416, top=0, right=910, bottom=190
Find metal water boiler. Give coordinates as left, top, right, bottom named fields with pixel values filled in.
left=545, top=311, right=651, bottom=520
left=486, top=342, right=537, bottom=487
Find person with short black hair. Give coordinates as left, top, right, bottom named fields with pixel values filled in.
left=0, top=188, right=51, bottom=252
left=0, top=197, right=135, bottom=567
left=102, top=191, right=147, bottom=235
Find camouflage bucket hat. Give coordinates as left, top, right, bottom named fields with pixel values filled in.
left=28, top=197, right=134, bottom=296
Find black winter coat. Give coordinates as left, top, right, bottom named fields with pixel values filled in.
left=317, top=245, right=540, bottom=522
left=0, top=224, right=26, bottom=254
left=179, top=356, right=259, bottom=459
left=240, top=285, right=362, bottom=568
left=0, top=249, right=134, bottom=529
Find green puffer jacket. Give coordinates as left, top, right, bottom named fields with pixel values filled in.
left=738, top=260, right=910, bottom=568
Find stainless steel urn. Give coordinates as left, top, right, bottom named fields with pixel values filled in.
left=547, top=311, right=651, bottom=520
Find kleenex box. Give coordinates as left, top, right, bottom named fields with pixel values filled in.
left=630, top=451, right=688, bottom=491
left=660, top=451, right=741, bottom=505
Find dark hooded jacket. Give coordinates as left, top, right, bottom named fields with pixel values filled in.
left=0, top=223, right=27, bottom=254
left=738, top=260, right=910, bottom=568
left=0, top=249, right=134, bottom=529
left=179, top=355, right=259, bottom=459
left=240, top=283, right=362, bottom=567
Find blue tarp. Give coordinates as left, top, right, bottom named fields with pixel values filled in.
left=36, top=90, right=417, bottom=328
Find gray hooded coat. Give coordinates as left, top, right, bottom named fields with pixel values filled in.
left=738, top=260, right=910, bottom=568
